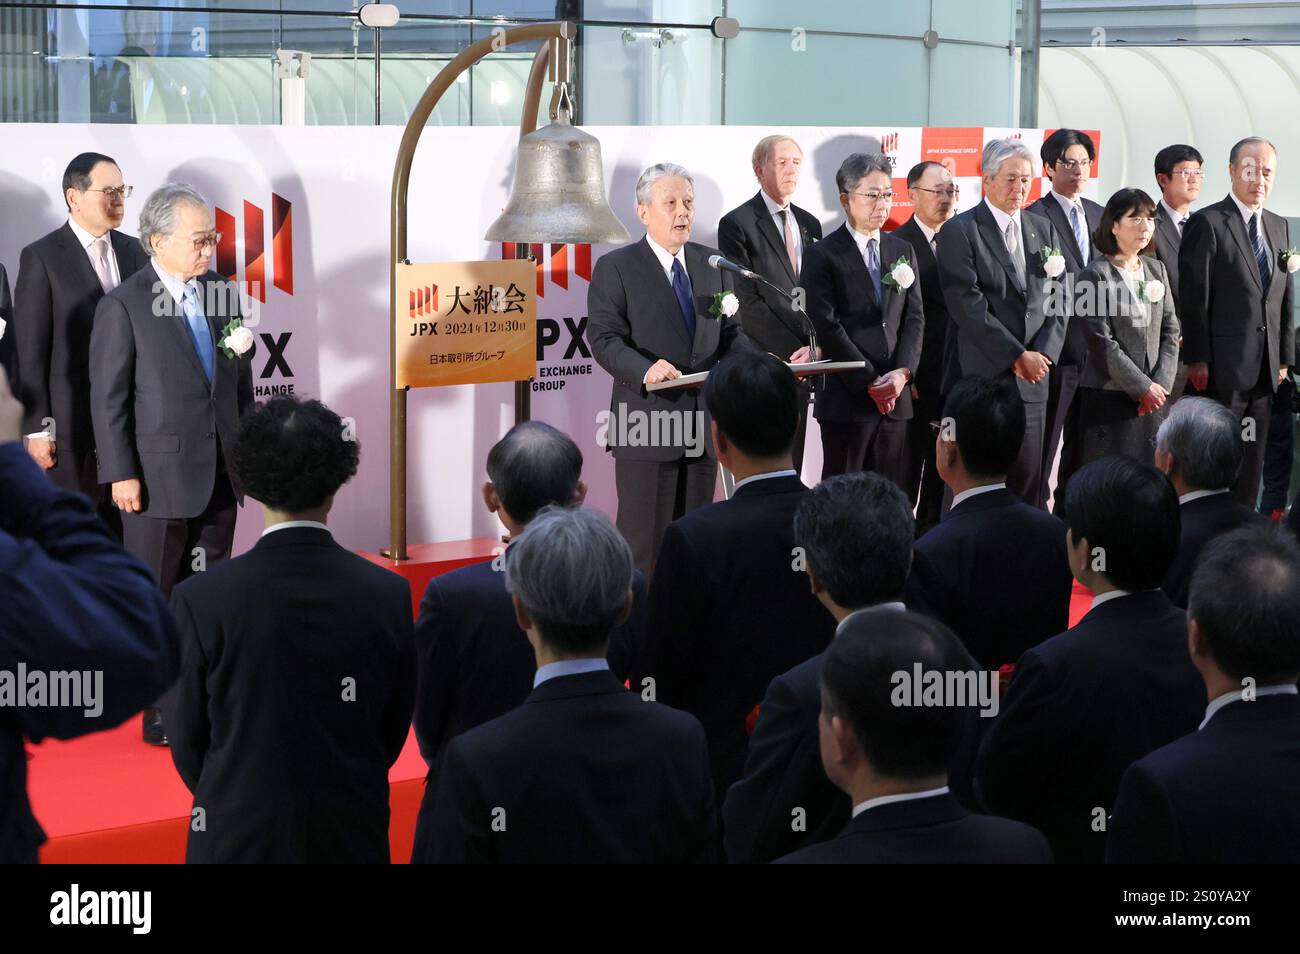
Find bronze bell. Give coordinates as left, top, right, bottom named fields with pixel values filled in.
left=484, top=95, right=630, bottom=246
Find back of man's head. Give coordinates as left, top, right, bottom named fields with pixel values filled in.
left=486, top=421, right=583, bottom=525
left=1065, top=456, right=1181, bottom=590
left=231, top=396, right=359, bottom=513
left=821, top=610, right=977, bottom=779
left=794, top=472, right=913, bottom=609
left=942, top=376, right=1024, bottom=480
left=1189, top=525, right=1300, bottom=684
left=1155, top=396, right=1242, bottom=492
left=504, top=506, right=634, bottom=657
left=703, top=350, right=799, bottom=459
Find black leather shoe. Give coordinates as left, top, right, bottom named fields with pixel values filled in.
left=142, top=707, right=168, bottom=746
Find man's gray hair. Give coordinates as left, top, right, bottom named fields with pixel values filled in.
left=503, top=505, right=634, bottom=652
left=1155, top=396, right=1243, bottom=491
left=138, top=183, right=209, bottom=257
left=635, top=163, right=693, bottom=205
left=982, top=138, right=1035, bottom=178
left=835, top=153, right=892, bottom=195
left=1230, top=136, right=1277, bottom=164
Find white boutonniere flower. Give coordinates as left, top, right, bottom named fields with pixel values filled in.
left=708, top=291, right=739, bottom=318
left=1281, top=247, right=1300, bottom=274
left=1138, top=279, right=1165, bottom=304
left=220, top=319, right=255, bottom=358
left=1040, top=247, right=1066, bottom=278
left=881, top=256, right=915, bottom=294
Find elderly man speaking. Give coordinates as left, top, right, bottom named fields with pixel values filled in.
left=588, top=163, right=751, bottom=577
left=90, top=183, right=254, bottom=744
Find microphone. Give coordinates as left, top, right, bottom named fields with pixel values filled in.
left=707, top=254, right=759, bottom=280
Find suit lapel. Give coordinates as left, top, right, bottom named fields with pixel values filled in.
left=1263, top=210, right=1288, bottom=295
left=1222, top=200, right=1264, bottom=293
left=833, top=224, right=880, bottom=309
left=637, top=237, right=695, bottom=353
left=751, top=193, right=797, bottom=284
left=1021, top=212, right=1047, bottom=283
left=684, top=244, right=715, bottom=354
left=158, top=272, right=217, bottom=390
left=55, top=223, right=107, bottom=298
left=974, top=203, right=1025, bottom=298
left=1040, top=196, right=1084, bottom=270
left=1154, top=206, right=1181, bottom=260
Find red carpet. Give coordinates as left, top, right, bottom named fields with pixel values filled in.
left=1068, top=579, right=1092, bottom=627
left=28, top=714, right=428, bottom=864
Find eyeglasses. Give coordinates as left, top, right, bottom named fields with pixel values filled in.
left=1173, top=169, right=1204, bottom=182
left=183, top=231, right=223, bottom=251
left=848, top=191, right=895, bottom=203
left=1055, top=158, right=1092, bottom=172
left=85, top=185, right=134, bottom=201
left=914, top=186, right=956, bottom=198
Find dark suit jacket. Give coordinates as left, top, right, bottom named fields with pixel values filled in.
left=1162, top=492, right=1269, bottom=608
left=803, top=223, right=925, bottom=422
left=588, top=237, right=751, bottom=461
left=892, top=216, right=951, bottom=399
left=937, top=203, right=1067, bottom=401
left=975, top=590, right=1206, bottom=864
left=640, top=474, right=835, bottom=797
left=165, top=526, right=416, bottom=863
left=0, top=442, right=179, bottom=864
left=1025, top=193, right=1104, bottom=367
left=1107, top=693, right=1300, bottom=863
left=722, top=606, right=983, bottom=864
left=89, top=265, right=254, bottom=518
left=717, top=192, right=823, bottom=357
left=415, top=670, right=716, bottom=863
left=1153, top=201, right=1186, bottom=311
left=774, top=792, right=1053, bottom=864
left=413, top=558, right=647, bottom=771
left=13, top=224, right=149, bottom=496
left=913, top=488, right=1073, bottom=667
left=1179, top=196, right=1295, bottom=392
left=0, top=264, right=16, bottom=386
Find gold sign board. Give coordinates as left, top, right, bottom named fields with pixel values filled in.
left=395, top=260, right=536, bottom=389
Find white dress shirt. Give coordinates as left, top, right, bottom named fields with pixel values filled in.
left=1160, top=199, right=1190, bottom=235
left=759, top=189, right=804, bottom=267
left=950, top=481, right=1007, bottom=510
left=1178, top=488, right=1230, bottom=506
left=534, top=657, right=610, bottom=689
left=982, top=198, right=1022, bottom=250
left=261, top=520, right=330, bottom=538
left=914, top=218, right=939, bottom=251
left=1229, top=191, right=1271, bottom=259
left=849, top=224, right=883, bottom=263
left=645, top=234, right=689, bottom=283
left=1050, top=190, right=1091, bottom=260
left=67, top=216, right=121, bottom=289
left=1088, top=588, right=1133, bottom=611
left=152, top=258, right=203, bottom=308
left=851, top=786, right=950, bottom=819
left=1199, top=683, right=1298, bottom=730
left=732, top=468, right=798, bottom=493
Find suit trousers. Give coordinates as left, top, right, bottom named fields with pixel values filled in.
left=820, top=415, right=910, bottom=490
left=791, top=385, right=811, bottom=477
left=615, top=454, right=718, bottom=579
left=1007, top=399, right=1048, bottom=507
left=1042, top=363, right=1082, bottom=512
left=904, top=387, right=946, bottom=534
left=1199, top=363, right=1274, bottom=508
left=121, top=468, right=238, bottom=598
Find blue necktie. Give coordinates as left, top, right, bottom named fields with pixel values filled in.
left=1249, top=213, right=1272, bottom=288
left=183, top=284, right=215, bottom=382
left=671, top=258, right=696, bottom=341
left=1070, top=204, right=1088, bottom=261
left=865, top=237, right=882, bottom=299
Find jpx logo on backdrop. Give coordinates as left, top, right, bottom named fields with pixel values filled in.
left=503, top=242, right=597, bottom=393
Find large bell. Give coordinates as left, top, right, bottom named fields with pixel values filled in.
left=484, top=101, right=630, bottom=245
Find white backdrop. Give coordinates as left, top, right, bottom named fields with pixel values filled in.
left=0, top=123, right=1095, bottom=555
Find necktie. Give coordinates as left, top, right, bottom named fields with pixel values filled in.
left=1005, top=219, right=1026, bottom=286
left=1070, top=204, right=1088, bottom=261
left=782, top=209, right=799, bottom=277
left=1178, top=216, right=1188, bottom=236
left=670, top=258, right=697, bottom=341
left=182, top=284, right=215, bottom=382
left=1250, top=213, right=1272, bottom=288
left=865, top=237, right=882, bottom=299
left=90, top=236, right=115, bottom=293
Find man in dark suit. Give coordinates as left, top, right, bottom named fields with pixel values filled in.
left=723, top=472, right=930, bottom=864
left=895, top=160, right=957, bottom=533
left=1155, top=397, right=1269, bottom=607
left=416, top=507, right=716, bottom=863
left=717, top=134, right=822, bottom=473
left=165, top=397, right=414, bottom=862
left=0, top=265, right=15, bottom=386
left=0, top=366, right=179, bottom=864
left=414, top=420, right=646, bottom=775
left=90, top=184, right=254, bottom=744
left=914, top=376, right=1073, bottom=668
left=1108, top=525, right=1300, bottom=863
left=937, top=138, right=1068, bottom=505
left=588, top=163, right=751, bottom=577
left=803, top=153, right=924, bottom=485
left=1180, top=136, right=1295, bottom=507
left=775, top=610, right=1052, bottom=864
left=1025, top=129, right=1104, bottom=510
left=642, top=351, right=834, bottom=802
left=1152, top=144, right=1204, bottom=405
left=976, top=457, right=1206, bottom=864
left=13, top=152, right=149, bottom=511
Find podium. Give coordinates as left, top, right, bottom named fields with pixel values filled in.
left=645, top=360, right=867, bottom=497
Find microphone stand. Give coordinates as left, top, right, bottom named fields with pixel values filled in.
left=745, top=270, right=821, bottom=394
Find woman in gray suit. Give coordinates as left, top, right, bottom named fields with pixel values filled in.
left=1071, top=188, right=1180, bottom=476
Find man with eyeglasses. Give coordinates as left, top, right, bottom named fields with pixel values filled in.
left=895, top=160, right=957, bottom=533
left=1025, top=129, right=1103, bottom=511
left=12, top=153, right=150, bottom=521
left=90, top=183, right=253, bottom=745
left=1152, top=144, right=1204, bottom=405
left=935, top=137, right=1067, bottom=506
left=1179, top=137, right=1295, bottom=509
left=801, top=153, right=923, bottom=485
